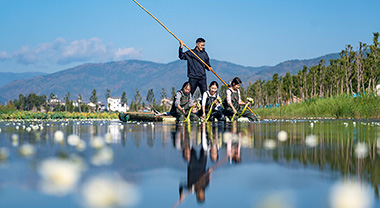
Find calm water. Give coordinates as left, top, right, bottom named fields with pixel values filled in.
left=0, top=119, right=379, bottom=208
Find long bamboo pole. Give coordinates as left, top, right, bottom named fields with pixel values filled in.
left=132, top=0, right=259, bottom=118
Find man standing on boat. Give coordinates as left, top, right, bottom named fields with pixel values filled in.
left=179, top=38, right=212, bottom=96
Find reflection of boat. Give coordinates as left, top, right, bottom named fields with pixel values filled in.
left=118, top=112, right=176, bottom=123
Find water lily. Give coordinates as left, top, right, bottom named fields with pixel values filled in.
left=104, top=133, right=113, bottom=144
left=19, top=144, right=36, bottom=157
left=0, top=147, right=10, bottom=161
left=264, top=139, right=276, bottom=150
left=354, top=142, right=368, bottom=159
left=91, top=137, right=105, bottom=149
left=255, top=192, right=294, bottom=208
left=329, top=180, right=373, bottom=208
left=39, top=158, right=84, bottom=196
left=305, top=135, right=318, bottom=147
left=54, top=131, right=64, bottom=143
left=77, top=140, right=86, bottom=152
left=26, top=127, right=32, bottom=132
left=12, top=134, right=19, bottom=142
left=67, top=134, right=81, bottom=146
left=91, top=147, right=114, bottom=166
left=81, top=174, right=140, bottom=208
left=277, top=130, right=288, bottom=142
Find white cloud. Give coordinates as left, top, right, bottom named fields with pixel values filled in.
left=0, top=38, right=142, bottom=65
left=0, top=51, right=11, bottom=60
left=114, top=47, right=142, bottom=61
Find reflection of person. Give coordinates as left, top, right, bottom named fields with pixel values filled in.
left=170, top=82, right=199, bottom=122
left=223, top=77, right=258, bottom=122
left=179, top=38, right=212, bottom=96
left=201, top=81, right=226, bottom=122
left=226, top=123, right=242, bottom=163
left=180, top=124, right=211, bottom=204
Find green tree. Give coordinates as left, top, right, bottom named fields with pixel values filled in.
left=121, top=91, right=127, bottom=104
left=146, top=89, right=154, bottom=106
left=160, top=88, right=168, bottom=112
left=106, top=89, right=111, bottom=100
left=133, top=88, right=142, bottom=110
left=65, top=92, right=70, bottom=111
left=90, top=89, right=98, bottom=112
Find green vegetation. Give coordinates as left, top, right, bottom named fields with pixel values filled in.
left=246, top=32, right=380, bottom=110
left=0, top=110, right=118, bottom=120
left=254, top=93, right=380, bottom=119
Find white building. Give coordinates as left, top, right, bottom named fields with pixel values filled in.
left=107, top=97, right=129, bottom=112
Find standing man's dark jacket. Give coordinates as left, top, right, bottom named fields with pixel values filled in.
left=179, top=47, right=211, bottom=79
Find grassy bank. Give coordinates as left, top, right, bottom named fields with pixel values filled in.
left=254, top=94, right=380, bottom=119
left=0, top=111, right=119, bottom=120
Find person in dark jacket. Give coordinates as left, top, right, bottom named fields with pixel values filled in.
left=179, top=38, right=212, bottom=96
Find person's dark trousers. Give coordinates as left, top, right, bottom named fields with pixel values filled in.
left=189, top=77, right=207, bottom=96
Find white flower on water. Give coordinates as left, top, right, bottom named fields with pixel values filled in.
left=104, top=133, right=113, bottom=144
left=310, top=122, right=314, bottom=128
left=12, top=134, right=19, bottom=142
left=91, top=147, right=114, bottom=166
left=354, top=142, right=368, bottom=159
left=305, top=135, right=318, bottom=147
left=67, top=134, right=81, bottom=146
left=15, top=126, right=19, bottom=130
left=26, top=127, right=32, bottom=132
left=76, top=140, right=86, bottom=152
left=54, top=131, right=64, bottom=143
left=0, top=147, right=10, bottom=160
left=39, top=158, right=83, bottom=196
left=353, top=122, right=356, bottom=127
left=81, top=174, right=140, bottom=208
left=343, top=122, right=348, bottom=127
left=329, top=180, right=373, bottom=208
left=91, top=137, right=105, bottom=149
left=19, top=144, right=36, bottom=157
left=264, top=139, right=276, bottom=150
left=255, top=192, right=294, bottom=208
left=277, top=131, right=288, bottom=142
left=32, top=125, right=39, bottom=131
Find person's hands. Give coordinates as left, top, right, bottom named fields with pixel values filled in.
left=233, top=108, right=237, bottom=115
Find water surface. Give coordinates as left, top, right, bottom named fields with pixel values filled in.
left=0, top=119, right=379, bottom=208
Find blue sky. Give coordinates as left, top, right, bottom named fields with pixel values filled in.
left=0, top=0, right=379, bottom=73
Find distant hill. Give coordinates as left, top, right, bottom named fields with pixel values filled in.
left=0, top=72, right=47, bottom=87
left=0, top=52, right=342, bottom=103
left=0, top=59, right=266, bottom=103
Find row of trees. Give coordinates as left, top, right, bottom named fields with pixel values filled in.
left=246, top=32, right=380, bottom=106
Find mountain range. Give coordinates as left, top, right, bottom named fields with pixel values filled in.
left=0, top=52, right=341, bottom=103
